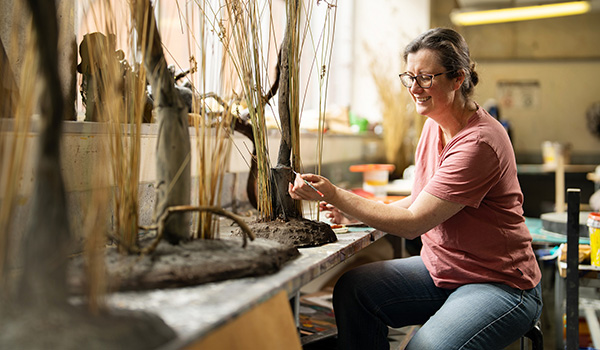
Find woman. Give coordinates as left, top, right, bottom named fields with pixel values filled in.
left=288, top=28, right=542, bottom=350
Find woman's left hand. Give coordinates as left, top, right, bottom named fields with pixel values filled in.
left=320, top=202, right=359, bottom=225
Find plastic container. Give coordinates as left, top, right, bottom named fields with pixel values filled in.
left=588, top=212, right=600, bottom=266
left=349, top=164, right=395, bottom=197
left=542, top=141, right=571, bottom=165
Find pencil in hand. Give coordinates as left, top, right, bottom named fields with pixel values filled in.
left=292, top=170, right=324, bottom=197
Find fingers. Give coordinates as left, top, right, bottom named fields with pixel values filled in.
left=327, top=210, right=344, bottom=224
left=288, top=174, right=318, bottom=201
left=319, top=201, right=334, bottom=212
left=288, top=181, right=304, bottom=200
left=301, top=173, right=322, bottom=183
left=318, top=201, right=341, bottom=223
left=288, top=182, right=297, bottom=199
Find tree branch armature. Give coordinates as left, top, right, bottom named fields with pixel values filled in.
left=137, top=206, right=256, bottom=255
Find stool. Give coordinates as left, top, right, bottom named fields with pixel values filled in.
left=520, top=321, right=543, bottom=350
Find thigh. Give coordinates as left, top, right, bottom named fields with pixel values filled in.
left=334, top=256, right=453, bottom=328
left=407, top=282, right=543, bottom=350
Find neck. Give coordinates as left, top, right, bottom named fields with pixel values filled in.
left=439, top=99, right=476, bottom=144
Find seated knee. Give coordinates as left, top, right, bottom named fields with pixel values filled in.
left=333, top=268, right=365, bottom=306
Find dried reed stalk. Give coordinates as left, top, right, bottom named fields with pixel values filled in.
left=192, top=101, right=235, bottom=239
left=223, top=0, right=274, bottom=221
left=176, top=1, right=237, bottom=240
left=299, top=0, right=337, bottom=219
left=77, top=0, right=147, bottom=310
left=314, top=1, right=338, bottom=168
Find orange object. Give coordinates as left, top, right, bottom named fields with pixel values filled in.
left=349, top=164, right=395, bottom=173
left=349, top=164, right=395, bottom=197
left=350, top=188, right=405, bottom=204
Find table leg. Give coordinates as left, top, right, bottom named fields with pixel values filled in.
left=555, top=267, right=565, bottom=350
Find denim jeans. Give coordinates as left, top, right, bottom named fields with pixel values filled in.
left=333, top=256, right=543, bottom=350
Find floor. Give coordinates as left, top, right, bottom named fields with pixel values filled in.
left=299, top=325, right=542, bottom=350
left=301, top=326, right=418, bottom=350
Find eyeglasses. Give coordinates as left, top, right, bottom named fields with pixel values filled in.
left=399, top=70, right=455, bottom=89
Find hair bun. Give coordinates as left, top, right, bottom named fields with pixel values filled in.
left=470, top=63, right=479, bottom=87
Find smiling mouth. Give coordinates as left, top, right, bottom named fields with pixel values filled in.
left=416, top=96, right=431, bottom=103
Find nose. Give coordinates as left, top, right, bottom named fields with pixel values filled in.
left=409, top=79, right=424, bottom=93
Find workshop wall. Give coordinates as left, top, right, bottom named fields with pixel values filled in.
left=0, top=119, right=385, bottom=240
left=432, top=0, right=600, bottom=163
left=0, top=0, right=75, bottom=119
left=474, top=60, right=600, bottom=162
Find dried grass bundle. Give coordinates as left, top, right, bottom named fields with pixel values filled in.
left=78, top=0, right=148, bottom=310
left=222, top=0, right=275, bottom=221
left=156, top=1, right=238, bottom=239
left=370, top=59, right=422, bottom=177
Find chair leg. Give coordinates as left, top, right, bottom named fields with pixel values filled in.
left=521, top=321, right=543, bottom=350
left=520, top=336, right=525, bottom=350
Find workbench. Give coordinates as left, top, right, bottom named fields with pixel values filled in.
left=101, top=218, right=560, bottom=349
left=105, top=226, right=385, bottom=349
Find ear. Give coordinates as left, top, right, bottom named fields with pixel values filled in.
left=453, top=70, right=466, bottom=91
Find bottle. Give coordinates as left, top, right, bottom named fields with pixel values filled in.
left=588, top=212, right=600, bottom=266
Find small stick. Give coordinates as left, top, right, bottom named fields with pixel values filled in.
left=292, top=170, right=324, bottom=197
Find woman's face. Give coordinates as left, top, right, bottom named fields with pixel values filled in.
left=404, top=49, right=459, bottom=119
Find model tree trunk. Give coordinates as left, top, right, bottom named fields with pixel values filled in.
left=271, top=0, right=301, bottom=221
left=132, top=0, right=191, bottom=244
left=16, top=0, right=71, bottom=307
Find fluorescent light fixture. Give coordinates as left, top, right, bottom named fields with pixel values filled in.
left=451, top=1, right=591, bottom=26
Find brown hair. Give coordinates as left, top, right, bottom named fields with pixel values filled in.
left=403, top=28, right=479, bottom=98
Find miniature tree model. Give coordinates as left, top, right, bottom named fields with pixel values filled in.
left=226, top=0, right=337, bottom=247
left=64, top=0, right=298, bottom=293
left=131, top=0, right=191, bottom=244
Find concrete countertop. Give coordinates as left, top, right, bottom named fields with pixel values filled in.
left=105, top=226, right=385, bottom=350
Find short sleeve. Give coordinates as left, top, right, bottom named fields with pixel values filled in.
left=424, top=139, right=501, bottom=208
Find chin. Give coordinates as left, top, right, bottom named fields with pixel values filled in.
left=415, top=105, right=430, bottom=116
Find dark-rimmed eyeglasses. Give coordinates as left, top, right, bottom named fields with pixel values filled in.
left=399, top=70, right=455, bottom=89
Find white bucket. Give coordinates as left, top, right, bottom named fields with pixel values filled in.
left=363, top=169, right=390, bottom=197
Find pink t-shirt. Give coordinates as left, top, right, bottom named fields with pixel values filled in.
left=413, top=107, right=541, bottom=290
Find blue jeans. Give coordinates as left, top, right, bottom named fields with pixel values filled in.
left=333, top=256, right=543, bottom=350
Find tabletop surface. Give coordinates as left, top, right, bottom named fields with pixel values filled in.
left=105, top=225, right=385, bottom=349
left=527, top=217, right=590, bottom=245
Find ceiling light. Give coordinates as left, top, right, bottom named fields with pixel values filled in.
left=450, top=1, right=591, bottom=26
